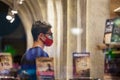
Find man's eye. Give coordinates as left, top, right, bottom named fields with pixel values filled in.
left=46, top=33, right=53, bottom=36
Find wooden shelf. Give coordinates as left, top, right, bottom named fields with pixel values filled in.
left=114, top=7, right=120, bottom=12
left=112, top=51, right=120, bottom=54
left=97, top=43, right=120, bottom=50
left=97, top=44, right=108, bottom=50
left=110, top=0, right=120, bottom=18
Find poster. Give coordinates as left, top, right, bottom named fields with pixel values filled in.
left=36, top=57, right=54, bottom=80
left=73, top=52, right=90, bottom=78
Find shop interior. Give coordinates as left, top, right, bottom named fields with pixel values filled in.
left=0, top=0, right=120, bottom=80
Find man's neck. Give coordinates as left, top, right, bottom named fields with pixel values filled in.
left=33, top=40, right=44, bottom=49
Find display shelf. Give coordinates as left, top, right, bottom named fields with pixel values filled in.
left=0, top=76, right=20, bottom=80
left=114, top=7, right=120, bottom=12
left=112, top=51, right=120, bottom=54
left=69, top=77, right=100, bottom=80
left=97, top=43, right=120, bottom=50
left=97, top=44, right=108, bottom=50
left=110, top=0, right=120, bottom=18
left=104, top=74, right=120, bottom=80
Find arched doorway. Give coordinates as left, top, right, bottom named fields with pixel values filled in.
left=0, top=1, right=27, bottom=65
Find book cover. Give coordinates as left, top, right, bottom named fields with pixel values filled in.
left=0, top=53, right=13, bottom=75
left=36, top=57, right=54, bottom=80
left=104, top=17, right=120, bottom=44
left=104, top=51, right=120, bottom=80
left=73, top=52, right=90, bottom=78
left=111, top=17, right=120, bottom=43
left=104, top=19, right=114, bottom=44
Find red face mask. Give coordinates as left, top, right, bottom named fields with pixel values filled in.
left=43, top=36, right=53, bottom=46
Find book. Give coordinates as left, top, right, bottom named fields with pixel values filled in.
left=73, top=52, right=90, bottom=78
left=36, top=57, right=54, bottom=80
left=0, top=53, right=13, bottom=75
left=104, top=17, right=120, bottom=44
left=111, top=17, right=120, bottom=43
left=104, top=51, right=120, bottom=80
left=104, top=19, right=114, bottom=44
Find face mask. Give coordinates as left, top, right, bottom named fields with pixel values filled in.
left=43, top=35, right=53, bottom=46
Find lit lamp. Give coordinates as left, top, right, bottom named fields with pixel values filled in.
left=71, top=27, right=83, bottom=35
left=6, top=0, right=22, bottom=23
left=11, top=10, right=18, bottom=14
left=11, top=0, right=18, bottom=15
left=10, top=16, right=15, bottom=23
left=19, top=0, right=25, bottom=4
left=6, top=10, right=15, bottom=23
left=6, top=14, right=12, bottom=21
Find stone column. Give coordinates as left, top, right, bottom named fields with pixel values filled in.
left=67, top=0, right=77, bottom=79
left=87, top=0, right=110, bottom=79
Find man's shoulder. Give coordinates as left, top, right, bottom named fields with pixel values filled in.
left=27, top=47, right=43, bottom=53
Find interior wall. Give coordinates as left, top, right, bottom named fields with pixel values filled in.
left=87, top=0, right=110, bottom=79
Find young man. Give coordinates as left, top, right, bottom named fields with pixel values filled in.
left=20, top=21, right=53, bottom=80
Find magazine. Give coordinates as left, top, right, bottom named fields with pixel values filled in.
left=36, top=57, right=54, bottom=80
left=73, top=52, right=90, bottom=78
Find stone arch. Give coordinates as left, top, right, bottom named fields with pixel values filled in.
left=1, top=0, right=44, bottom=49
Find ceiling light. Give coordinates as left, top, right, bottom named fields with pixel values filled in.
left=19, top=0, right=24, bottom=4
left=71, top=27, right=83, bottom=35
left=6, top=10, right=13, bottom=20
left=19, top=1, right=23, bottom=4
left=6, top=14, right=15, bottom=23
left=6, top=9, right=15, bottom=23
left=10, top=17, right=15, bottom=23
left=11, top=10, right=18, bottom=14
left=6, top=15, right=12, bottom=20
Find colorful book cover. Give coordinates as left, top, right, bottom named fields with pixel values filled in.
left=0, top=53, right=13, bottom=75
left=73, top=52, right=90, bottom=78
left=104, top=17, right=120, bottom=44
left=104, top=50, right=120, bottom=80
left=36, top=57, right=54, bottom=80
left=111, top=17, right=120, bottom=43
left=0, top=53, right=13, bottom=70
left=104, top=19, right=114, bottom=44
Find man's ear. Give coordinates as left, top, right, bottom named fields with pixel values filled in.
left=38, top=33, right=43, bottom=38
left=38, top=33, right=45, bottom=40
